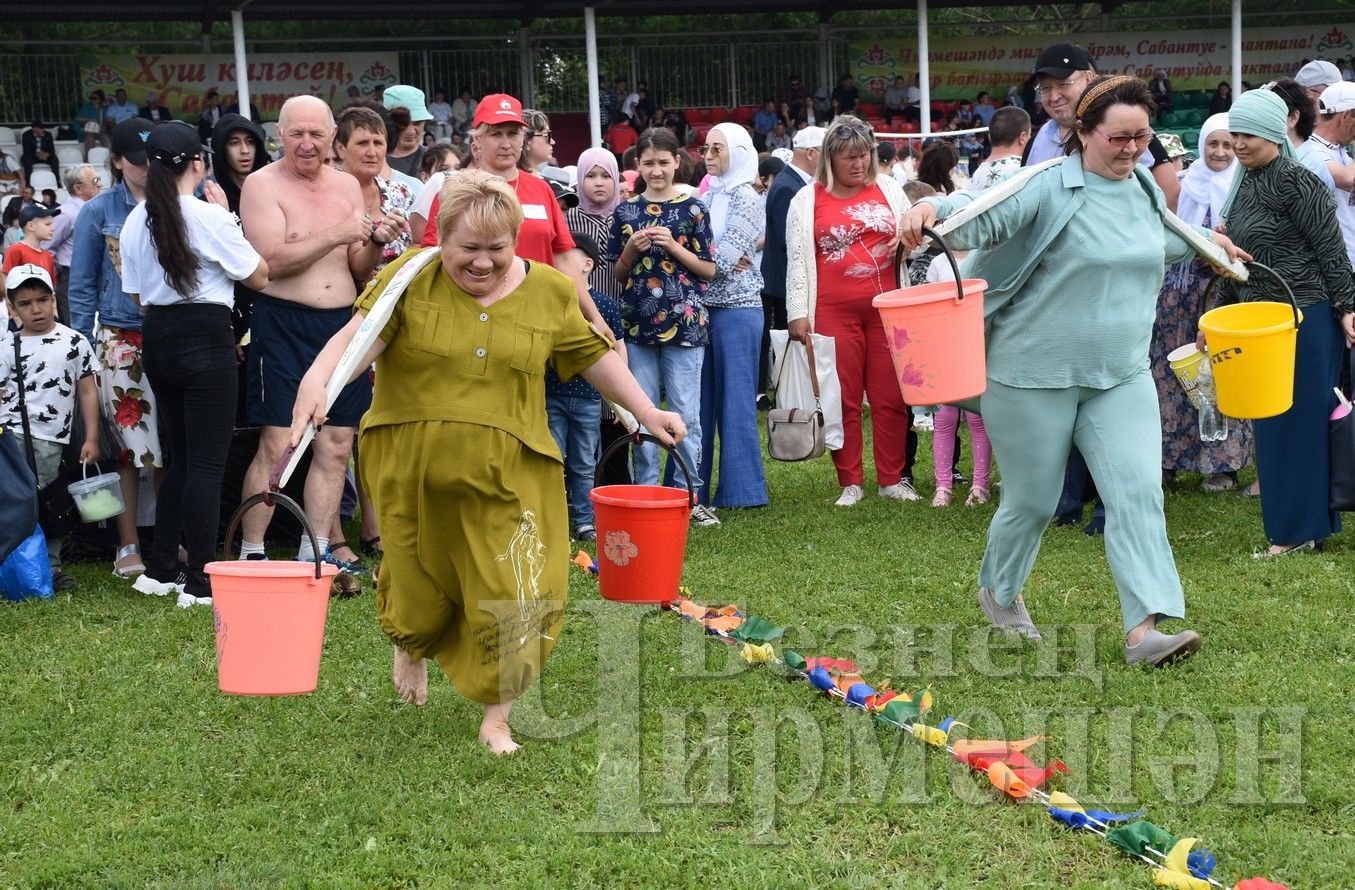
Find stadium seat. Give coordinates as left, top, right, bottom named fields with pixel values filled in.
left=29, top=169, right=59, bottom=191
left=858, top=102, right=882, bottom=117
left=730, top=106, right=756, bottom=124
left=87, top=146, right=110, bottom=170
left=56, top=145, right=83, bottom=167
left=689, top=122, right=713, bottom=143
left=0, top=126, right=15, bottom=146
left=683, top=108, right=708, bottom=125
left=708, top=107, right=731, bottom=124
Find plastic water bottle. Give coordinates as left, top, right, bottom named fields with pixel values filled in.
left=1196, top=362, right=1229, bottom=442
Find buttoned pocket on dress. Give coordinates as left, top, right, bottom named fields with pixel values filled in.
left=510, top=326, right=547, bottom=374
left=407, top=300, right=453, bottom=356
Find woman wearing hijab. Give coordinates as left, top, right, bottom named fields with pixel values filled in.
left=566, top=147, right=624, bottom=302
left=1210, top=88, right=1355, bottom=556
left=1150, top=113, right=1252, bottom=491
left=693, top=123, right=769, bottom=510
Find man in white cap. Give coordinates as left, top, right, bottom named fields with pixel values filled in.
left=1311, top=81, right=1355, bottom=268
left=1295, top=60, right=1343, bottom=109
left=758, top=125, right=825, bottom=394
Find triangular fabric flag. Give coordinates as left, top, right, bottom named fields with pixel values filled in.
left=987, top=761, right=1031, bottom=799
left=1049, top=805, right=1143, bottom=831
left=1152, top=870, right=1211, bottom=889
left=1159, top=838, right=1215, bottom=881
left=806, top=666, right=835, bottom=692
left=703, top=613, right=744, bottom=634
left=573, top=550, right=597, bottom=573
left=1234, top=879, right=1291, bottom=890
left=730, top=615, right=785, bottom=643
left=879, top=698, right=928, bottom=727
left=1187, top=849, right=1215, bottom=880
left=740, top=642, right=775, bottom=665
left=1106, top=821, right=1179, bottom=858
left=845, top=682, right=875, bottom=707
left=832, top=672, right=867, bottom=697
left=910, top=722, right=949, bottom=747
left=864, top=688, right=897, bottom=710
left=1047, top=791, right=1084, bottom=813
left=783, top=651, right=806, bottom=673
left=950, top=735, right=1047, bottom=764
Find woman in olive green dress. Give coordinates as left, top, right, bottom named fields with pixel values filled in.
left=291, top=170, right=686, bottom=755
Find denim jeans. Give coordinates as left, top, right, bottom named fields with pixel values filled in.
left=141, top=304, right=237, bottom=581
left=626, top=342, right=704, bottom=493
left=698, top=306, right=768, bottom=508
left=546, top=394, right=603, bottom=531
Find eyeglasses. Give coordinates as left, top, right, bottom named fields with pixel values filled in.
left=1095, top=128, right=1155, bottom=149
left=696, top=144, right=724, bottom=157
left=1034, top=76, right=1086, bottom=98
left=832, top=122, right=874, bottom=141
left=89, top=176, right=102, bottom=185
left=534, top=130, right=554, bottom=142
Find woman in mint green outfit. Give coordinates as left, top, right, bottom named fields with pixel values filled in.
left=901, top=76, right=1250, bottom=666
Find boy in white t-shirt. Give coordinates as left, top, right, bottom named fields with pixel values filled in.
left=1, top=264, right=99, bottom=591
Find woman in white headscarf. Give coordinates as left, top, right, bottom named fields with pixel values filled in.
left=1149, top=112, right=1252, bottom=491
left=692, top=121, right=768, bottom=509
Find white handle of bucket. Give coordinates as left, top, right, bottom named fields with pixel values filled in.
left=223, top=491, right=324, bottom=580
left=80, top=460, right=104, bottom=482
left=1201, top=261, right=1299, bottom=331
left=594, top=432, right=697, bottom=511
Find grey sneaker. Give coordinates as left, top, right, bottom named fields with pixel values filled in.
left=977, top=587, right=1041, bottom=640
left=1125, top=628, right=1202, bottom=666
left=879, top=480, right=922, bottom=502
left=690, top=504, right=721, bottom=527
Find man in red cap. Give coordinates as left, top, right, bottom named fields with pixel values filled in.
left=416, top=93, right=613, bottom=338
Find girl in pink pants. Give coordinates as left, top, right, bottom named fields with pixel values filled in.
left=932, top=406, right=992, bottom=506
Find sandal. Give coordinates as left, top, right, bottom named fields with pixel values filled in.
left=931, top=488, right=952, bottom=507
left=359, top=535, right=383, bottom=556
left=112, top=544, right=145, bottom=579
left=965, top=486, right=991, bottom=506
left=328, top=540, right=364, bottom=566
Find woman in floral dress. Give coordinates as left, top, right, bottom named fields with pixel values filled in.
left=1149, top=113, right=1252, bottom=490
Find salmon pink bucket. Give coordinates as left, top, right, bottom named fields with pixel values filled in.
left=873, top=227, right=987, bottom=405
left=207, top=492, right=337, bottom=695
left=589, top=434, right=694, bottom=605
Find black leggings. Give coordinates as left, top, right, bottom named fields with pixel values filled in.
left=142, top=303, right=238, bottom=575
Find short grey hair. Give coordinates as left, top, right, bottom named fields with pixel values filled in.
left=63, top=164, right=95, bottom=192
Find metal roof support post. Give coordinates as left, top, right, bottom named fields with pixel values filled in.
left=231, top=7, right=249, bottom=116
left=585, top=5, right=602, bottom=147
left=1231, top=0, right=1243, bottom=95
left=519, top=26, right=534, bottom=106
left=818, top=21, right=831, bottom=101
left=917, top=0, right=931, bottom=136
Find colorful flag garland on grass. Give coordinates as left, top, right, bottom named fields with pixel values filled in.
left=572, top=566, right=1294, bottom=890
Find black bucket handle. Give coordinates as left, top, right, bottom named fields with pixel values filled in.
left=892, top=225, right=966, bottom=303
left=223, top=491, right=324, bottom=580
left=1200, top=261, right=1299, bottom=330
left=594, top=432, right=697, bottom=511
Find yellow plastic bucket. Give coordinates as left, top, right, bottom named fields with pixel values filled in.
left=1198, top=263, right=1301, bottom=420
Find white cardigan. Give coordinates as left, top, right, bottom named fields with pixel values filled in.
left=784, top=174, right=912, bottom=325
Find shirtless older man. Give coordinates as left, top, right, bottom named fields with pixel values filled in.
left=237, top=95, right=403, bottom=566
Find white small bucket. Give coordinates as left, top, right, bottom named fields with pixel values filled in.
left=67, top=462, right=125, bottom=522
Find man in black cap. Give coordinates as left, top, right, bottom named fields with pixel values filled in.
left=20, top=120, right=58, bottom=183
left=1022, top=41, right=1179, bottom=211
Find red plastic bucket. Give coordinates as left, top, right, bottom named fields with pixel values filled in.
left=589, top=434, right=694, bottom=605
left=873, top=228, right=987, bottom=405
left=207, top=492, right=337, bottom=695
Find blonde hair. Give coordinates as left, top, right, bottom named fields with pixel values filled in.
left=436, top=168, right=524, bottom=243
left=816, top=115, right=879, bottom=189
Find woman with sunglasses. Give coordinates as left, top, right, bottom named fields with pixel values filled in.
left=900, top=76, right=1250, bottom=667
left=520, top=109, right=556, bottom=173
left=694, top=123, right=768, bottom=510
left=785, top=115, right=915, bottom=507
left=1208, top=87, right=1355, bottom=557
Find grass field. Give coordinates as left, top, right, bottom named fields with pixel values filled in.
left=2, top=425, right=1352, bottom=888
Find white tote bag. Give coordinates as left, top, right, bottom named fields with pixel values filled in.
left=769, top=330, right=844, bottom=451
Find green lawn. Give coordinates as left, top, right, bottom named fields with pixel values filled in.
left=2, top=427, right=1352, bottom=888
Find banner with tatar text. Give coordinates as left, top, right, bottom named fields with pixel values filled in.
left=81, top=52, right=401, bottom=121
left=851, top=24, right=1355, bottom=100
